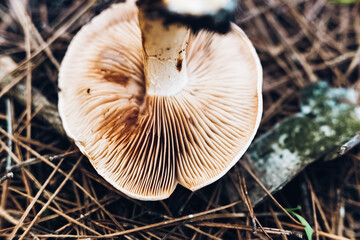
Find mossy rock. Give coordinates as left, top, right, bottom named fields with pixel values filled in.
left=247, top=82, right=360, bottom=204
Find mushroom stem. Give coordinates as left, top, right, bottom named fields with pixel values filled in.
left=138, top=11, right=189, bottom=96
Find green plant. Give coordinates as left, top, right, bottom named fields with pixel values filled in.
left=286, top=206, right=313, bottom=240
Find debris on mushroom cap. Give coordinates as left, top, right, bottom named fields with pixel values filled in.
left=137, top=0, right=236, bottom=33
left=164, top=0, right=236, bottom=15
left=58, top=1, right=262, bottom=200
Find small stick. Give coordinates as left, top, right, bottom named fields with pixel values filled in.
left=194, top=222, right=303, bottom=238
left=239, top=159, right=302, bottom=226
left=339, top=133, right=360, bottom=155
left=6, top=97, right=12, bottom=172
left=0, top=58, right=55, bottom=134
left=0, top=151, right=78, bottom=183
left=7, top=157, right=66, bottom=239
left=0, top=172, right=13, bottom=184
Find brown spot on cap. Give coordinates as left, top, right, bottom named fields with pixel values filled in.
left=176, top=56, right=182, bottom=72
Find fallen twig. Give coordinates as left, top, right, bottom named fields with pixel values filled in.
left=5, top=97, right=12, bottom=171
left=0, top=56, right=65, bottom=136
left=339, top=133, right=360, bottom=155
left=6, top=150, right=78, bottom=173
left=0, top=172, right=13, bottom=184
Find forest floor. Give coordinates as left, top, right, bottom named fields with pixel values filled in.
left=0, top=0, right=360, bottom=239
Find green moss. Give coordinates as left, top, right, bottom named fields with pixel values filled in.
left=248, top=82, right=360, bottom=190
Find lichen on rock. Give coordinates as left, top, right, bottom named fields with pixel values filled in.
left=246, top=82, right=360, bottom=204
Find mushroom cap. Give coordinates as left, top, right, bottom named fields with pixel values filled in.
left=58, top=1, right=262, bottom=200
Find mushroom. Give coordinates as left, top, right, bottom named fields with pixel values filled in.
left=58, top=0, right=262, bottom=200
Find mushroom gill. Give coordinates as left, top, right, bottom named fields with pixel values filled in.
left=58, top=1, right=262, bottom=200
